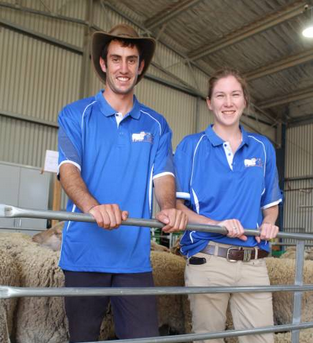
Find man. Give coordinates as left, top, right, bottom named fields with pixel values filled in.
left=57, top=24, right=187, bottom=342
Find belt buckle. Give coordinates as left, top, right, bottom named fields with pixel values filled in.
left=226, top=247, right=239, bottom=263
left=242, top=248, right=253, bottom=262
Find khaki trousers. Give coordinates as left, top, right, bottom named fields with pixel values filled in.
left=185, top=246, right=274, bottom=343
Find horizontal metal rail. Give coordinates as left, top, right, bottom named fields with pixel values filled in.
left=1, top=204, right=312, bottom=343
left=1, top=284, right=313, bottom=299
left=93, top=322, right=313, bottom=343
left=272, top=242, right=313, bottom=247
left=1, top=204, right=313, bottom=240
left=0, top=226, right=44, bottom=232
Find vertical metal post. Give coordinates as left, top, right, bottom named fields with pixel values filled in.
left=276, top=122, right=286, bottom=250
left=291, top=240, right=305, bottom=342
left=194, top=96, right=200, bottom=133
left=79, top=0, right=93, bottom=98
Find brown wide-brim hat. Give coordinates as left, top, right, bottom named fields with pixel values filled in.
left=91, top=24, right=156, bottom=84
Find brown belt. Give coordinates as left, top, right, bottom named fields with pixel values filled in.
left=201, top=245, right=269, bottom=262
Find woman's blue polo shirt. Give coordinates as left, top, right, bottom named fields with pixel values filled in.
left=58, top=90, right=174, bottom=273
left=174, top=125, right=282, bottom=257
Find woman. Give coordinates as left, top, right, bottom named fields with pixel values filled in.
left=174, top=68, right=282, bottom=343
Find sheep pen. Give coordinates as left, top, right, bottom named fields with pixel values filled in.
left=1, top=231, right=313, bottom=342
left=0, top=232, right=187, bottom=342
left=0, top=247, right=20, bottom=343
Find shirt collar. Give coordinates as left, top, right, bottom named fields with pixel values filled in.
left=205, top=124, right=249, bottom=147
left=128, top=96, right=141, bottom=119
left=205, top=125, right=224, bottom=146
left=240, top=125, right=249, bottom=146
left=96, top=90, right=141, bottom=120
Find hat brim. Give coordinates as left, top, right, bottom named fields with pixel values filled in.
left=91, top=31, right=156, bottom=84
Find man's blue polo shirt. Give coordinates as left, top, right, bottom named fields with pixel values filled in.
left=58, top=90, right=174, bottom=273
left=174, top=125, right=282, bottom=257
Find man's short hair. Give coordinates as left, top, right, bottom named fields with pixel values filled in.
left=100, top=38, right=143, bottom=66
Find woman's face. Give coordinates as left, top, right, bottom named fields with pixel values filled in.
left=207, top=75, right=246, bottom=129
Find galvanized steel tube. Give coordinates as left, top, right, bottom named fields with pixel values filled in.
left=92, top=322, right=313, bottom=343
left=2, top=204, right=313, bottom=240
left=2, top=284, right=313, bottom=299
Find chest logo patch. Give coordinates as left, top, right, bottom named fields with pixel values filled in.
left=132, top=131, right=153, bottom=143
left=244, top=158, right=263, bottom=168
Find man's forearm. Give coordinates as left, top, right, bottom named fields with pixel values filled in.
left=153, top=175, right=176, bottom=210
left=262, top=205, right=279, bottom=226
left=153, top=175, right=188, bottom=232
left=59, top=164, right=98, bottom=213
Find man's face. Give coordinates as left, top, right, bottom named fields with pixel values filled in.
left=100, top=40, right=145, bottom=95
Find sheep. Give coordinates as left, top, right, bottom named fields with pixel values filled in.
left=225, top=329, right=313, bottom=343
left=275, top=330, right=313, bottom=342
left=224, top=257, right=313, bottom=343
left=0, top=233, right=118, bottom=343
left=151, top=251, right=188, bottom=334
left=151, top=240, right=171, bottom=252
left=32, top=221, right=64, bottom=251
left=32, top=226, right=185, bottom=334
left=0, top=232, right=189, bottom=342
left=3, top=231, right=313, bottom=343
left=265, top=257, right=313, bottom=326
left=32, top=222, right=171, bottom=253
left=280, top=246, right=313, bottom=260
left=0, top=248, right=20, bottom=343
left=0, top=233, right=68, bottom=343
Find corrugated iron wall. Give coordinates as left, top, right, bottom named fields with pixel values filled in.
left=136, top=80, right=197, bottom=148
left=0, top=28, right=81, bottom=122
left=284, top=124, right=313, bottom=240
left=0, top=4, right=82, bottom=170
left=1, top=0, right=280, bottom=213
left=285, top=125, right=313, bottom=177
left=2, top=1, right=85, bottom=45
left=0, top=116, right=57, bottom=166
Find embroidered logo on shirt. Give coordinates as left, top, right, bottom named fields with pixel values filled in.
left=132, top=132, right=153, bottom=143
left=244, top=158, right=263, bottom=168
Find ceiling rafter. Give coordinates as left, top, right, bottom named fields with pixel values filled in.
left=102, top=0, right=213, bottom=77
left=38, top=0, right=52, bottom=13
left=56, top=0, right=73, bottom=15
left=288, top=113, right=313, bottom=126
left=257, top=86, right=313, bottom=109
left=144, top=0, right=203, bottom=30
left=0, top=17, right=207, bottom=99
left=0, top=1, right=86, bottom=25
left=101, top=1, right=278, bottom=126
left=188, top=1, right=307, bottom=61
left=3, top=0, right=281, bottom=126
left=245, top=47, right=313, bottom=81
left=0, top=18, right=83, bottom=54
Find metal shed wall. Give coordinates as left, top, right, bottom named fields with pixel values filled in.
left=1, top=0, right=280, bottom=214
left=136, top=79, right=197, bottom=148
left=0, top=28, right=81, bottom=122
left=1, top=1, right=85, bottom=46
left=0, top=0, right=278, bottom=166
left=0, top=24, right=81, bottom=169
left=0, top=116, right=57, bottom=166
left=284, top=124, right=313, bottom=238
